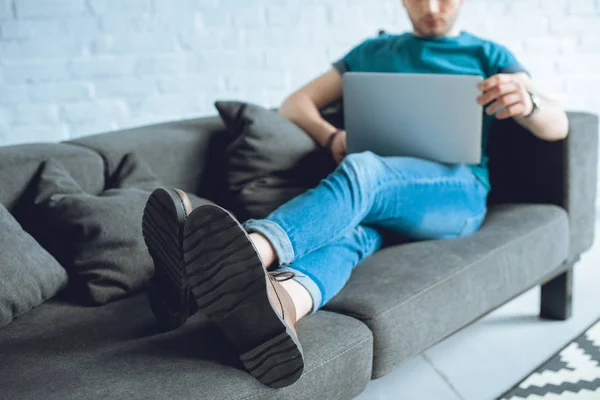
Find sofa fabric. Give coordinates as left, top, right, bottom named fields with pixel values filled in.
left=563, top=113, right=599, bottom=257
left=0, top=293, right=373, bottom=400
left=215, top=101, right=336, bottom=220
left=0, top=108, right=596, bottom=400
left=0, top=203, right=68, bottom=327
left=488, top=111, right=598, bottom=260
left=323, top=204, right=570, bottom=378
left=0, top=143, right=105, bottom=212
left=68, top=117, right=227, bottom=200
left=24, top=152, right=216, bottom=306
left=27, top=155, right=162, bottom=305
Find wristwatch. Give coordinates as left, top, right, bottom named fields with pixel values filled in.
left=324, top=129, right=342, bottom=151
left=524, top=92, right=542, bottom=118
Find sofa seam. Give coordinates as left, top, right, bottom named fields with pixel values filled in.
left=303, top=336, right=372, bottom=375
left=234, top=336, right=373, bottom=400
left=368, top=210, right=568, bottom=322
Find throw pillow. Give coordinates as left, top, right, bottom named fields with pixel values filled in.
left=0, top=203, right=68, bottom=327
left=215, top=101, right=337, bottom=220
left=30, top=153, right=212, bottom=305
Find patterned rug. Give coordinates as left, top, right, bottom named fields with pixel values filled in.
left=499, top=319, right=600, bottom=400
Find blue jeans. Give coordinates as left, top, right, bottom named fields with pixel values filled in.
left=243, top=151, right=489, bottom=315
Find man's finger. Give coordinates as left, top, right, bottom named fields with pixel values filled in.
left=478, top=74, right=510, bottom=91
left=485, top=93, right=521, bottom=115
left=477, top=82, right=518, bottom=105
left=496, top=103, right=525, bottom=119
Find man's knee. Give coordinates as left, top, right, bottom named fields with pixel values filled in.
left=350, top=224, right=384, bottom=256
left=340, top=151, right=384, bottom=176
left=338, top=151, right=385, bottom=188
left=342, top=151, right=380, bottom=167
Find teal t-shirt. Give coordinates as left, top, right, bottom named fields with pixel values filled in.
left=333, top=31, right=528, bottom=191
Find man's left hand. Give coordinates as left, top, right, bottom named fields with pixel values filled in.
left=477, top=74, right=534, bottom=120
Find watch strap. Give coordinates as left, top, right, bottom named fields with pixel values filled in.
left=524, top=92, right=540, bottom=119
left=324, top=129, right=342, bottom=151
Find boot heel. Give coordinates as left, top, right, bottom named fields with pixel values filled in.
left=240, top=331, right=304, bottom=389
left=148, top=287, right=187, bottom=332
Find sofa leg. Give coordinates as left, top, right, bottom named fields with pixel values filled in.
left=540, top=265, right=573, bottom=321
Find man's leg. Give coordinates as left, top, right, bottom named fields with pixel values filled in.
left=177, top=214, right=381, bottom=388
left=361, top=155, right=488, bottom=238
left=274, top=224, right=385, bottom=319
left=144, top=152, right=488, bottom=388
left=181, top=205, right=305, bottom=388
left=242, top=151, right=393, bottom=268
left=243, top=151, right=489, bottom=271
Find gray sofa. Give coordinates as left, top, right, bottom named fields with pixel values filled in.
left=0, top=110, right=598, bottom=400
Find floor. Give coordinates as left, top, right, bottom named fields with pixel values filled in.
left=356, top=220, right=600, bottom=400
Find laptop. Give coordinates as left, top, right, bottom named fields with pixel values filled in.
left=342, top=72, right=484, bottom=164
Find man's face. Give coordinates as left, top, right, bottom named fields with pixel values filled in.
left=402, top=0, right=464, bottom=38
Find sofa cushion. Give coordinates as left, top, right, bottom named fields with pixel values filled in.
left=29, top=155, right=157, bottom=305
left=215, top=101, right=336, bottom=220
left=0, top=293, right=373, bottom=400
left=28, top=153, right=214, bottom=305
left=322, top=203, right=570, bottom=378
left=0, top=143, right=105, bottom=212
left=0, top=203, right=68, bottom=327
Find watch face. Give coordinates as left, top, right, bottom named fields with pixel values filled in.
left=533, top=93, right=541, bottom=109
left=526, top=92, right=541, bottom=117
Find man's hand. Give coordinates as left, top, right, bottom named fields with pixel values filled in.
left=330, top=130, right=347, bottom=164
left=477, top=74, right=534, bottom=120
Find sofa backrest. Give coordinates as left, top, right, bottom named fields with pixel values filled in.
left=68, top=115, right=232, bottom=206
left=0, top=143, right=105, bottom=213
left=1, top=115, right=232, bottom=218
left=0, top=109, right=582, bottom=219
left=487, top=116, right=564, bottom=207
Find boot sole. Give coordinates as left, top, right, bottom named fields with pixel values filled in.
left=183, top=205, right=304, bottom=388
left=142, top=188, right=196, bottom=331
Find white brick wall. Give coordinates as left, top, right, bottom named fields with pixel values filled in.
left=0, top=0, right=598, bottom=148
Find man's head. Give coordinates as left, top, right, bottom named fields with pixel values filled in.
left=402, top=0, right=464, bottom=38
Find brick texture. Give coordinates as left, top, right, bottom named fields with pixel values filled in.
left=0, top=0, right=598, bottom=152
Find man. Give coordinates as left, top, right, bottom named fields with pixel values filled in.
left=142, top=0, right=569, bottom=389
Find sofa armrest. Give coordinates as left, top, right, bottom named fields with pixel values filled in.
left=488, top=111, right=599, bottom=260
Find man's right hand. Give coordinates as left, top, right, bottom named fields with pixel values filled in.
left=330, top=130, right=347, bottom=164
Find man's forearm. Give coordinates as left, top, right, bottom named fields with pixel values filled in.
left=514, top=75, right=569, bottom=141
left=278, top=93, right=338, bottom=147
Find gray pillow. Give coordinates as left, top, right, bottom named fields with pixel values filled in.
left=0, top=204, right=68, bottom=327
left=215, top=101, right=337, bottom=220
left=29, top=153, right=212, bottom=305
